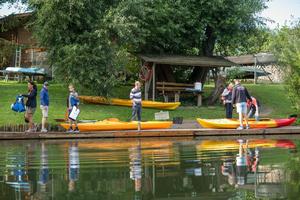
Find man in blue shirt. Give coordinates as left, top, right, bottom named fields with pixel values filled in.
left=40, top=82, right=49, bottom=132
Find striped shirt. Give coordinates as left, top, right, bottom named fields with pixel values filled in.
left=130, top=87, right=142, bottom=104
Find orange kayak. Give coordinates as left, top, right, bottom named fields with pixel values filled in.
left=197, top=118, right=296, bottom=129
left=60, top=118, right=173, bottom=132
left=78, top=96, right=180, bottom=110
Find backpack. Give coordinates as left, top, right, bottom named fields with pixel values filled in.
left=11, top=95, right=26, bottom=112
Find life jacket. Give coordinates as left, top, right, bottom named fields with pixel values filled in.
left=11, top=95, right=26, bottom=112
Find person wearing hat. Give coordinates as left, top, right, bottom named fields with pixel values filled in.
left=40, top=82, right=49, bottom=132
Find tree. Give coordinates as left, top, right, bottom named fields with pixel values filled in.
left=270, top=20, right=300, bottom=111
left=106, top=0, right=268, bottom=103
left=28, top=0, right=124, bottom=96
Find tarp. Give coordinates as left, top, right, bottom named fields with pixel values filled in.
left=1, top=67, right=46, bottom=75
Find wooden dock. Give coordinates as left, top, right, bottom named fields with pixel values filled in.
left=1, top=126, right=300, bottom=140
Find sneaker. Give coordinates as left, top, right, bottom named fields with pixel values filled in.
left=41, top=128, right=48, bottom=133
left=73, top=127, right=80, bottom=133
left=25, top=129, right=34, bottom=133
left=245, top=125, right=250, bottom=129
left=236, top=126, right=244, bottom=130
left=67, top=128, right=74, bottom=133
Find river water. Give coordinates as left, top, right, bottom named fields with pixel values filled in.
left=0, top=137, right=299, bottom=200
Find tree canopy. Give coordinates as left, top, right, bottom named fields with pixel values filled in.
left=1, top=0, right=269, bottom=96
left=270, top=20, right=300, bottom=111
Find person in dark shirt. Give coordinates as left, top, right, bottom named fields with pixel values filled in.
left=22, top=81, right=37, bottom=132
left=232, top=79, right=252, bottom=130
left=40, top=82, right=49, bottom=132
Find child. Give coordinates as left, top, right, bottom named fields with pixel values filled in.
left=130, top=81, right=142, bottom=130
left=67, top=84, right=80, bottom=133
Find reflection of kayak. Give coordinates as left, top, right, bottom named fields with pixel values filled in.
left=197, top=139, right=296, bottom=151
left=78, top=96, right=180, bottom=110
left=60, top=118, right=173, bottom=132
left=197, top=118, right=296, bottom=129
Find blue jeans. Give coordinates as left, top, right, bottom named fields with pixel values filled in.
left=132, top=103, right=142, bottom=121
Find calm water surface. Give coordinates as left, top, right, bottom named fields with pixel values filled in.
left=0, top=137, right=300, bottom=200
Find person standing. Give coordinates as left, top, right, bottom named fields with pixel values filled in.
left=232, top=79, right=252, bottom=130
left=40, top=82, right=49, bottom=132
left=221, top=83, right=234, bottom=118
left=22, top=81, right=37, bottom=132
left=67, top=84, right=80, bottom=133
left=130, top=81, right=142, bottom=130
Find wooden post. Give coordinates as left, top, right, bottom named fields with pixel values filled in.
left=152, top=63, right=156, bottom=101
left=254, top=56, right=257, bottom=84
left=197, top=94, right=202, bottom=106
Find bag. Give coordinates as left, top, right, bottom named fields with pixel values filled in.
left=69, top=106, right=80, bottom=121
left=11, top=95, right=26, bottom=112
left=71, top=96, right=80, bottom=107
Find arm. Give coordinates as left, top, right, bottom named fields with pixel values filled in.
left=245, top=88, right=252, bottom=102
left=22, top=89, right=37, bottom=98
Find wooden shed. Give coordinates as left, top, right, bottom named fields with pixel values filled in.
left=137, top=54, right=235, bottom=105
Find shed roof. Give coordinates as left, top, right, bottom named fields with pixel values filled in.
left=226, top=53, right=277, bottom=66
left=138, top=54, right=235, bottom=67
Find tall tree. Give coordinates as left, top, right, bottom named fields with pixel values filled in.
left=270, top=21, right=300, bottom=111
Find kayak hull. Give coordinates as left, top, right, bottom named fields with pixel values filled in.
left=78, top=96, right=180, bottom=110
left=196, top=118, right=296, bottom=129
left=60, top=119, right=173, bottom=132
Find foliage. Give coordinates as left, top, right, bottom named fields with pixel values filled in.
left=106, top=0, right=268, bottom=56
left=270, top=20, right=300, bottom=111
left=25, top=0, right=123, bottom=96
left=0, top=38, right=15, bottom=68
left=215, top=27, right=273, bottom=56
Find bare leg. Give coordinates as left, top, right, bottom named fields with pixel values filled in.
left=239, top=113, right=243, bottom=127
left=42, top=117, right=47, bottom=130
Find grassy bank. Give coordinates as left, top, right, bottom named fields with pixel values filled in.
left=0, top=81, right=295, bottom=126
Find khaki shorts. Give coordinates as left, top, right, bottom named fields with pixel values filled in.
left=40, top=105, right=49, bottom=118
left=26, top=106, right=36, bottom=115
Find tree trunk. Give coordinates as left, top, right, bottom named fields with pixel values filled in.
left=189, top=25, right=216, bottom=84
left=207, top=75, right=226, bottom=105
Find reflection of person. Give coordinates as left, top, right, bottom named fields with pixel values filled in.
left=221, top=83, right=234, bottom=118
left=222, top=140, right=259, bottom=186
left=129, top=142, right=142, bottom=199
left=247, top=96, right=260, bottom=121
left=38, top=142, right=49, bottom=192
left=68, top=142, right=80, bottom=191
left=232, top=79, right=252, bottom=130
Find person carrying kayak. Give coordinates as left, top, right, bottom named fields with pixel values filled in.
left=247, top=96, right=260, bottom=121
left=232, top=79, right=252, bottom=130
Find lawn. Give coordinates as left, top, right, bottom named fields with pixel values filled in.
left=0, top=81, right=296, bottom=126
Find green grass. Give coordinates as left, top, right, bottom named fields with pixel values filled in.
left=0, top=81, right=296, bottom=126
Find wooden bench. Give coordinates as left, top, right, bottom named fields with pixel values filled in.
left=156, top=82, right=203, bottom=106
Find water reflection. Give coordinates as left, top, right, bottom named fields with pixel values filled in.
left=0, top=138, right=297, bottom=200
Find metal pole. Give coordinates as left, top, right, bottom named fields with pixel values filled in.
left=254, top=56, right=257, bottom=84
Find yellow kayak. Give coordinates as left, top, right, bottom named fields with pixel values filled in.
left=60, top=118, right=173, bottom=132
left=78, top=96, right=180, bottom=110
left=197, top=118, right=296, bottom=129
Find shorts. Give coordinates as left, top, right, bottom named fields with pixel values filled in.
left=26, top=106, right=36, bottom=115
left=236, top=102, right=247, bottom=114
left=40, top=105, right=49, bottom=118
